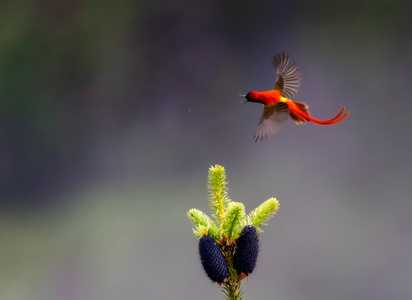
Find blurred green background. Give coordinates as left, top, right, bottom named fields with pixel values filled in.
left=1, top=0, right=412, bottom=299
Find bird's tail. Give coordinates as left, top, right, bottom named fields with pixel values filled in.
left=287, top=101, right=349, bottom=125
left=289, top=101, right=310, bottom=124
left=289, top=101, right=349, bottom=125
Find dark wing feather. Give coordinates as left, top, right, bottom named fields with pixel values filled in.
left=253, top=102, right=290, bottom=142
left=273, top=53, right=302, bottom=100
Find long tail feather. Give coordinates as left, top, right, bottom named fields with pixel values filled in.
left=289, top=103, right=349, bottom=125
left=294, top=107, right=349, bottom=125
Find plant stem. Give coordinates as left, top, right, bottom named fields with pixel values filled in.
left=220, top=240, right=243, bottom=300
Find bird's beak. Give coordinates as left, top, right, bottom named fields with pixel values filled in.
left=239, top=94, right=247, bottom=104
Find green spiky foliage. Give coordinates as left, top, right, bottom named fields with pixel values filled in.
left=248, top=197, right=279, bottom=231
left=208, top=164, right=231, bottom=222
left=187, top=165, right=280, bottom=300
left=221, top=202, right=246, bottom=240
left=187, top=208, right=220, bottom=240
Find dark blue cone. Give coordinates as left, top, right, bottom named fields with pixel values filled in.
left=233, top=225, right=259, bottom=276
left=199, top=235, right=229, bottom=283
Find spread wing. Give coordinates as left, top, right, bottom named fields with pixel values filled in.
left=253, top=102, right=290, bottom=142
left=273, top=53, right=301, bottom=100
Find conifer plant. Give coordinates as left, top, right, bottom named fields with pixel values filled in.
left=188, top=165, right=279, bottom=300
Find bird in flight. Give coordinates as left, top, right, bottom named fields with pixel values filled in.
left=243, top=53, right=349, bottom=142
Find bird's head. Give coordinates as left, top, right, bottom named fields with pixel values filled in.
left=241, top=92, right=260, bottom=103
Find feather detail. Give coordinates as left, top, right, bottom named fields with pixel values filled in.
left=273, top=53, right=302, bottom=100
left=253, top=102, right=290, bottom=142
left=289, top=101, right=309, bottom=124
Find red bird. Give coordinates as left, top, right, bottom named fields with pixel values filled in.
left=244, top=53, right=349, bottom=142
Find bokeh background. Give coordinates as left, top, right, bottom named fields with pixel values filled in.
left=1, top=0, right=412, bottom=299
